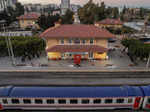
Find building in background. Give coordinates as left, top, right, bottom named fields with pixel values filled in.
left=24, top=3, right=60, bottom=14
left=95, top=18, right=123, bottom=28
left=61, top=0, right=70, bottom=15
left=17, top=12, right=40, bottom=30
left=70, top=4, right=80, bottom=13
left=0, top=0, right=18, bottom=12
left=40, top=24, right=115, bottom=60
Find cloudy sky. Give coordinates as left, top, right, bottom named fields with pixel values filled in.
left=18, top=0, right=150, bottom=7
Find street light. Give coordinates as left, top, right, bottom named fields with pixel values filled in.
left=0, top=20, right=15, bottom=66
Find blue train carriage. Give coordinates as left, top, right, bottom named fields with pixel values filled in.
left=141, top=86, right=150, bottom=109
left=0, top=86, right=144, bottom=110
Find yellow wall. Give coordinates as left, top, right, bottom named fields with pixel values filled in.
left=94, top=52, right=107, bottom=60
left=47, top=39, right=59, bottom=49
left=95, top=24, right=122, bottom=28
left=48, top=52, right=61, bottom=59
left=19, top=19, right=40, bottom=29
left=96, top=39, right=108, bottom=48
left=46, top=38, right=108, bottom=60
left=47, top=52, right=107, bottom=60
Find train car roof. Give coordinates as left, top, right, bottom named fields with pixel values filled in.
left=0, top=86, right=13, bottom=97
left=0, top=86, right=143, bottom=98
left=141, top=86, right=150, bottom=96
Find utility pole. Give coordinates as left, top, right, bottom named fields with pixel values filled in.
left=146, top=53, right=150, bottom=69
left=3, top=23, right=15, bottom=66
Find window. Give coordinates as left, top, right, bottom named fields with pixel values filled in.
left=128, top=98, right=133, bottom=103
left=74, top=38, right=80, bottom=44
left=35, top=99, right=43, bottom=104
left=90, top=39, right=94, bottom=44
left=60, top=39, right=64, bottom=44
left=93, top=99, right=101, bottom=104
left=12, top=99, right=19, bottom=104
left=105, top=99, right=113, bottom=104
left=82, top=39, right=86, bottom=44
left=2, top=99, right=8, bottom=104
left=67, top=53, right=72, bottom=57
left=23, top=99, right=31, bottom=104
left=82, top=99, right=89, bottom=104
left=70, top=99, right=78, bottom=104
left=58, top=99, right=66, bottom=104
left=68, top=39, right=72, bottom=44
left=47, top=99, right=54, bottom=104
left=89, top=52, right=93, bottom=58
left=116, top=99, right=124, bottom=103
left=148, top=98, right=150, bottom=104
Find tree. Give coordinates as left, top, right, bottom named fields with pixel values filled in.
left=37, top=14, right=60, bottom=30
left=15, top=3, right=24, bottom=17
left=0, top=2, right=24, bottom=26
left=78, top=0, right=104, bottom=24
left=61, top=9, right=74, bottom=24
left=0, top=36, right=46, bottom=60
left=112, top=7, right=119, bottom=19
left=121, top=38, right=150, bottom=62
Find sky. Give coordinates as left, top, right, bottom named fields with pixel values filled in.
left=18, top=0, right=150, bottom=8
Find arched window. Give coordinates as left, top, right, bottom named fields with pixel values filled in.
left=90, top=39, right=94, bottom=44
left=60, top=39, right=64, bottom=44
left=74, top=38, right=80, bottom=44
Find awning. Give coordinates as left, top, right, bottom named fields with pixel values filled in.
left=46, top=45, right=107, bottom=53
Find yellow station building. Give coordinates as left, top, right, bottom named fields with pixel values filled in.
left=17, top=13, right=40, bottom=29
left=40, top=24, right=115, bottom=60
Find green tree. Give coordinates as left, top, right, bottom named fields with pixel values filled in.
left=0, top=2, right=24, bottom=25
left=78, top=0, right=103, bottom=24
left=37, top=14, right=60, bottom=30
left=61, top=9, right=74, bottom=24
left=112, top=7, right=119, bottom=19
left=15, top=2, right=25, bottom=17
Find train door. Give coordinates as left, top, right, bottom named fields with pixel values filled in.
left=133, top=97, right=142, bottom=109
left=143, top=97, right=150, bottom=109
left=0, top=103, right=3, bottom=110
left=74, top=55, right=81, bottom=66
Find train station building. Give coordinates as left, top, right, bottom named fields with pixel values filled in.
left=40, top=23, right=115, bottom=60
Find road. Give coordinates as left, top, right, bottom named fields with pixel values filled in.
left=0, top=71, right=150, bottom=86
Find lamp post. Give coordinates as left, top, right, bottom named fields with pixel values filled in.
left=1, top=21, right=15, bottom=66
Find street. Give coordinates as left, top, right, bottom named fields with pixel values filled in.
left=0, top=71, right=150, bottom=86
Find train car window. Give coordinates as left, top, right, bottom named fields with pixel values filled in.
left=128, top=98, right=133, bottom=103
left=70, top=99, right=78, bottom=104
left=23, top=99, right=31, bottom=104
left=47, top=99, right=54, bottom=104
left=147, top=98, right=150, bottom=104
left=116, top=99, right=124, bottom=103
left=2, top=99, right=8, bottom=104
left=93, top=99, right=101, bottom=104
left=58, top=99, right=66, bottom=104
left=105, top=99, right=112, bottom=104
left=12, top=99, right=20, bottom=104
left=35, top=99, right=43, bottom=104
left=82, top=99, right=89, bottom=104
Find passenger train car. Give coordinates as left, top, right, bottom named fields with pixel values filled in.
left=0, top=86, right=150, bottom=110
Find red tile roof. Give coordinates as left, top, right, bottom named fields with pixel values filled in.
left=96, top=18, right=123, bottom=25
left=46, top=45, right=107, bottom=53
left=40, top=24, right=115, bottom=39
left=17, top=13, right=40, bottom=20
